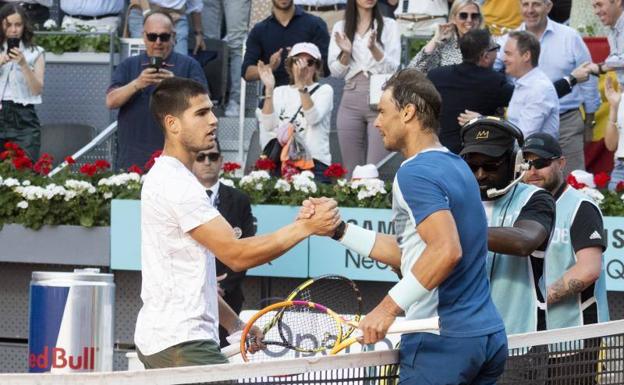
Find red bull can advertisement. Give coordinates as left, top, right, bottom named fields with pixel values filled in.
left=28, top=269, right=115, bottom=373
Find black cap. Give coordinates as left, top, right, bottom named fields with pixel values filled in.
left=522, top=133, right=562, bottom=159
left=460, top=118, right=517, bottom=157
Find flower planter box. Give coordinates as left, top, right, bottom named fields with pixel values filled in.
left=583, top=36, right=610, bottom=63
left=0, top=224, right=110, bottom=266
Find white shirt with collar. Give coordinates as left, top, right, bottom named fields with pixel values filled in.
left=328, top=17, right=401, bottom=81
left=206, top=181, right=220, bottom=207
left=149, top=0, right=202, bottom=13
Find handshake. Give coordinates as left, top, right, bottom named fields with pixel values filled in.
left=296, top=197, right=343, bottom=238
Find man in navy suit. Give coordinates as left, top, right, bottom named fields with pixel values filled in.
left=192, top=138, right=256, bottom=347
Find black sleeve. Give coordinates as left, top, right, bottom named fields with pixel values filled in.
left=311, top=18, right=330, bottom=77
left=241, top=25, right=262, bottom=79
left=516, top=189, right=556, bottom=239
left=570, top=201, right=606, bottom=252
left=553, top=78, right=573, bottom=98
left=240, top=193, right=257, bottom=238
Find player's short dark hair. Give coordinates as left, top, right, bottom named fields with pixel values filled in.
left=460, top=29, right=491, bottom=64
left=150, top=77, right=210, bottom=132
left=382, top=68, right=441, bottom=133
left=509, top=30, right=540, bottom=68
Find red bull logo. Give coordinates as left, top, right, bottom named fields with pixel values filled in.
left=29, top=346, right=96, bottom=370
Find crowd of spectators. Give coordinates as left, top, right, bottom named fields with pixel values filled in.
left=1, top=0, right=622, bottom=188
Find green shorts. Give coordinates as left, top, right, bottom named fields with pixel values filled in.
left=137, top=339, right=228, bottom=369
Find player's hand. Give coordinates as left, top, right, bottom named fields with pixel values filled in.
left=302, top=198, right=340, bottom=236
left=358, top=297, right=400, bottom=344
left=297, top=197, right=337, bottom=221
left=247, top=325, right=265, bottom=353
left=457, top=109, right=481, bottom=126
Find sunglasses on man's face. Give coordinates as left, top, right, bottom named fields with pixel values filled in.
left=526, top=157, right=558, bottom=170
left=458, top=12, right=481, bottom=21
left=145, top=33, right=172, bottom=42
left=467, top=158, right=506, bottom=173
left=196, top=152, right=221, bottom=163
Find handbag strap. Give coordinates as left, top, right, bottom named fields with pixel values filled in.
left=288, top=84, right=322, bottom=124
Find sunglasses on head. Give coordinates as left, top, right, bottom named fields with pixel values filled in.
left=467, top=157, right=506, bottom=173
left=196, top=152, right=221, bottom=163
left=458, top=12, right=481, bottom=21
left=526, top=157, right=558, bottom=170
left=145, top=33, right=172, bottom=42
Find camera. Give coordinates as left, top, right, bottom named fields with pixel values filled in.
left=148, top=56, right=163, bottom=72
left=6, top=38, right=20, bottom=55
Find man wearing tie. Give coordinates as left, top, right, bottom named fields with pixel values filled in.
left=192, top=138, right=256, bottom=347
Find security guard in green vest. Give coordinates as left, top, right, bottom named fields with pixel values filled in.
left=522, top=132, right=609, bottom=385
left=460, top=117, right=556, bottom=336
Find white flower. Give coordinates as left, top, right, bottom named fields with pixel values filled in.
left=275, top=179, right=291, bottom=192
left=219, top=178, right=235, bottom=187
left=103, top=192, right=113, bottom=199
left=98, top=173, right=140, bottom=187
left=43, top=19, right=57, bottom=30
left=292, top=173, right=317, bottom=194
left=337, top=179, right=347, bottom=187
left=255, top=182, right=264, bottom=191
left=351, top=178, right=387, bottom=200
left=240, top=170, right=271, bottom=188
left=65, top=179, right=96, bottom=194
left=300, top=170, right=315, bottom=180
left=22, top=180, right=31, bottom=186
left=64, top=191, right=77, bottom=201
left=580, top=187, right=605, bottom=206
left=17, top=201, right=28, bottom=209
left=3, top=178, right=19, bottom=187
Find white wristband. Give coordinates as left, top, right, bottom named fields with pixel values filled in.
left=388, top=272, right=430, bottom=311
left=338, top=224, right=376, bottom=257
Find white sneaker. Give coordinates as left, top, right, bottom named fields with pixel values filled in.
left=224, top=101, right=240, bottom=117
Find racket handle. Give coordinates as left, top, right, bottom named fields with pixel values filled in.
left=330, top=316, right=440, bottom=355
left=222, top=344, right=240, bottom=358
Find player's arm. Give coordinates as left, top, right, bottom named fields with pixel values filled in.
left=218, top=295, right=245, bottom=335
left=488, top=190, right=555, bottom=256
left=358, top=210, right=462, bottom=344
left=189, top=201, right=340, bottom=272
left=547, top=202, right=604, bottom=304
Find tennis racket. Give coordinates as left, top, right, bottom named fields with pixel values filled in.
left=330, top=316, right=440, bottom=354
left=239, top=300, right=345, bottom=362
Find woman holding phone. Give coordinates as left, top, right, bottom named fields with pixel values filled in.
left=328, top=0, right=400, bottom=178
left=0, top=4, right=45, bottom=160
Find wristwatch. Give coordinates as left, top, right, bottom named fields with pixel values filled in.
left=565, top=74, right=578, bottom=88
left=298, top=87, right=308, bottom=94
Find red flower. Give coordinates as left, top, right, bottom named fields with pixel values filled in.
left=616, top=181, right=624, bottom=193
left=94, top=159, right=111, bottom=170
left=566, top=174, right=587, bottom=189
left=79, top=163, right=98, bottom=177
left=280, top=161, right=301, bottom=181
left=222, top=162, right=241, bottom=173
left=255, top=156, right=276, bottom=171
left=33, top=153, right=53, bottom=175
left=144, top=149, right=163, bottom=171
left=4, top=141, right=19, bottom=151
left=594, top=171, right=611, bottom=189
left=0, top=151, right=9, bottom=160
left=323, top=163, right=348, bottom=179
left=127, top=164, right=143, bottom=175
left=65, top=156, right=76, bottom=165
left=12, top=156, right=32, bottom=170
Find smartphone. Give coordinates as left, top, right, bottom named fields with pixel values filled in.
left=6, top=38, right=19, bottom=55
left=148, top=56, right=163, bottom=72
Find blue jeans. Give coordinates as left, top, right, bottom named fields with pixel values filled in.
left=128, top=7, right=189, bottom=55
left=609, top=159, right=624, bottom=191
left=201, top=0, right=250, bottom=104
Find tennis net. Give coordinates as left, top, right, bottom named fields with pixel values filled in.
left=2, top=320, right=623, bottom=385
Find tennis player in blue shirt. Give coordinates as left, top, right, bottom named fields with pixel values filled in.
left=305, top=68, right=507, bottom=384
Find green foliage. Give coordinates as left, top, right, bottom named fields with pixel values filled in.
left=34, top=26, right=119, bottom=55
left=406, top=37, right=429, bottom=63
left=600, top=190, right=624, bottom=217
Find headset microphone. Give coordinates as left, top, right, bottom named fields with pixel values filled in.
left=486, top=170, right=526, bottom=198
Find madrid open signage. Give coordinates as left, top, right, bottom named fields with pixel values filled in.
left=110, top=200, right=624, bottom=291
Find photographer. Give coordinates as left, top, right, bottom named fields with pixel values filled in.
left=0, top=4, right=45, bottom=160
left=106, top=11, right=206, bottom=171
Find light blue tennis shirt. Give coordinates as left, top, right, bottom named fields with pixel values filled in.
left=392, top=148, right=504, bottom=337
left=495, top=19, right=601, bottom=114
left=507, top=67, right=560, bottom=139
